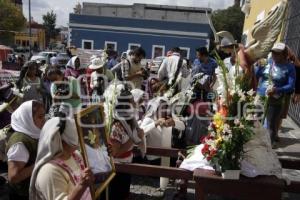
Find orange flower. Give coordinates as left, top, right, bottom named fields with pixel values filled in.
left=219, top=105, right=228, bottom=117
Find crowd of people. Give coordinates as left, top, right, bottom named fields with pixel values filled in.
left=0, top=36, right=299, bottom=199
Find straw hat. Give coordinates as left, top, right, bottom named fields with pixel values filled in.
left=88, top=58, right=106, bottom=70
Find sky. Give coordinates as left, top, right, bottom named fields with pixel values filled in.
left=22, top=0, right=234, bottom=27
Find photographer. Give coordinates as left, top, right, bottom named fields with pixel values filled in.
left=47, top=68, right=81, bottom=116
left=111, top=47, right=147, bottom=90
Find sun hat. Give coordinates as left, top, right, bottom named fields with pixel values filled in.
left=88, top=58, right=106, bottom=70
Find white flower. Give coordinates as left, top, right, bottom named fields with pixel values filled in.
left=254, top=95, right=261, bottom=105
left=246, top=114, right=254, bottom=121
left=230, top=89, right=236, bottom=96
left=234, top=118, right=240, bottom=125
left=265, top=84, right=274, bottom=96
left=208, top=123, right=214, bottom=131
left=247, top=89, right=255, bottom=96
left=206, top=139, right=217, bottom=149
left=206, top=139, right=214, bottom=146
left=223, top=123, right=232, bottom=134
left=237, top=89, right=244, bottom=97
left=210, top=131, right=216, bottom=137
left=223, top=134, right=232, bottom=142
left=239, top=123, right=245, bottom=129
left=240, top=94, right=246, bottom=101
left=237, top=89, right=246, bottom=101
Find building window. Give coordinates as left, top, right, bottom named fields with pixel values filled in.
left=180, top=47, right=190, bottom=59
left=82, top=39, right=94, bottom=50
left=128, top=43, right=141, bottom=51
left=105, top=41, right=117, bottom=51
left=22, top=40, right=26, bottom=47
left=16, top=40, right=21, bottom=45
left=152, top=45, right=165, bottom=58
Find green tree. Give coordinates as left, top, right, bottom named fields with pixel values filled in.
left=43, top=10, right=57, bottom=46
left=212, top=5, right=245, bottom=42
left=0, top=0, right=26, bottom=45
left=234, top=0, right=241, bottom=7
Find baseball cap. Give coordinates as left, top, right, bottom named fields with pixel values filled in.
left=271, top=43, right=286, bottom=52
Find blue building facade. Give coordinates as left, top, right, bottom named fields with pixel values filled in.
left=69, top=12, right=212, bottom=60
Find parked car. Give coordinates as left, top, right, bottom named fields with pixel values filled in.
left=14, top=46, right=26, bottom=53
left=30, top=51, right=57, bottom=64
left=149, top=56, right=165, bottom=73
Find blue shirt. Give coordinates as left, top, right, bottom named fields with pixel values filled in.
left=192, top=58, right=218, bottom=77
left=107, top=58, right=118, bottom=69
left=256, top=60, right=296, bottom=96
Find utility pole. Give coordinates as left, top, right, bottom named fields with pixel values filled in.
left=29, top=0, right=32, bottom=58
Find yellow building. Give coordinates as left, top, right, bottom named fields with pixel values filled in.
left=14, top=22, right=46, bottom=51
left=241, top=0, right=283, bottom=45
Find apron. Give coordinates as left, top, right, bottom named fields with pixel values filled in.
left=50, top=152, right=92, bottom=200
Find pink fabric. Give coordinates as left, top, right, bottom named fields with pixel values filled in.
left=50, top=153, right=92, bottom=200
left=64, top=67, right=80, bottom=78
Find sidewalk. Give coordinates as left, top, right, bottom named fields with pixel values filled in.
left=276, top=117, right=300, bottom=159
left=276, top=117, right=300, bottom=200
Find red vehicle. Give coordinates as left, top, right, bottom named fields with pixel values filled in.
left=0, top=45, right=22, bottom=71
left=0, top=45, right=13, bottom=62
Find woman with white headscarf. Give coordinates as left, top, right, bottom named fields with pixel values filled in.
left=64, top=56, right=88, bottom=103
left=139, top=97, right=185, bottom=189
left=131, top=88, right=146, bottom=121
left=64, top=56, right=81, bottom=78
left=6, top=100, right=45, bottom=199
left=30, top=117, right=93, bottom=200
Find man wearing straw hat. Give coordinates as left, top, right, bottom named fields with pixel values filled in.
left=89, top=58, right=114, bottom=103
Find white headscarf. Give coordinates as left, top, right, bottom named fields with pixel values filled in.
left=50, top=56, right=58, bottom=66
left=11, top=100, right=41, bottom=139
left=29, top=117, right=78, bottom=200
left=131, top=89, right=145, bottom=103
left=66, top=56, right=79, bottom=69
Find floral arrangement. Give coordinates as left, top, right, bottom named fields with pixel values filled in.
left=197, top=52, right=259, bottom=172
left=104, top=76, right=119, bottom=135
left=201, top=111, right=254, bottom=171
left=103, top=77, right=126, bottom=135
